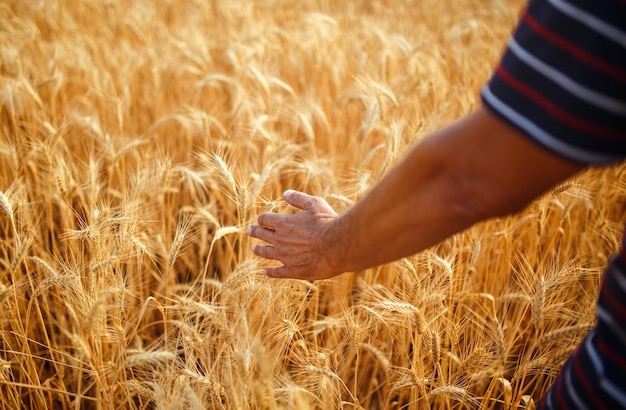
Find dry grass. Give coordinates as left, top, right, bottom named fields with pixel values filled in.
left=1, top=0, right=625, bottom=408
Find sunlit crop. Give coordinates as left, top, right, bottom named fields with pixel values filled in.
left=1, top=1, right=624, bottom=408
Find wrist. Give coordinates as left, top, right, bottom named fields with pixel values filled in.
left=318, top=214, right=354, bottom=276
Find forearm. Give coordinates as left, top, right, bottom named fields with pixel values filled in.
left=326, top=155, right=477, bottom=273
left=323, top=106, right=583, bottom=273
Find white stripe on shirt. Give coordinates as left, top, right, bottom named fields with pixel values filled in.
left=566, top=361, right=592, bottom=409
left=547, top=0, right=626, bottom=48
left=508, top=38, right=626, bottom=115
left=584, top=330, right=604, bottom=377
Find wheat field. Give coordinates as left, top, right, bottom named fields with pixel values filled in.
left=1, top=0, right=625, bottom=409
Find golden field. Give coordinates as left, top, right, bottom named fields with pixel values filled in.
left=1, top=0, right=625, bottom=408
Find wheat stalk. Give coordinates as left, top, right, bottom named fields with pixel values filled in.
left=2, top=0, right=619, bottom=408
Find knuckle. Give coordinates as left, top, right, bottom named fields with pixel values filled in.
left=258, top=245, right=271, bottom=257
left=269, top=267, right=284, bottom=278
left=272, top=231, right=284, bottom=244
left=303, top=198, right=315, bottom=209
left=253, top=244, right=266, bottom=257
left=256, top=227, right=268, bottom=241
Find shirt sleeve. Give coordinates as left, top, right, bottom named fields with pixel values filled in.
left=481, top=0, right=626, bottom=165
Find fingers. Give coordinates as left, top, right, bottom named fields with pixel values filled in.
left=256, top=191, right=328, bottom=229
left=283, top=189, right=316, bottom=210
left=251, top=244, right=278, bottom=260
left=264, top=265, right=291, bottom=279
left=246, top=225, right=275, bottom=243
left=247, top=190, right=336, bottom=281
left=251, top=246, right=296, bottom=278
left=257, top=212, right=283, bottom=229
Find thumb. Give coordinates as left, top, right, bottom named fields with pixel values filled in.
left=283, top=190, right=317, bottom=210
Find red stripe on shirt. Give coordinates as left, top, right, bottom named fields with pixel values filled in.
left=552, top=346, right=580, bottom=409
left=573, top=347, right=607, bottom=409
left=523, top=12, right=626, bottom=83
left=496, top=65, right=624, bottom=140
left=555, top=368, right=571, bottom=409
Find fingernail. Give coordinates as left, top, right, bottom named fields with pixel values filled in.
left=284, top=189, right=295, bottom=197
left=246, top=226, right=252, bottom=235
left=251, top=244, right=257, bottom=253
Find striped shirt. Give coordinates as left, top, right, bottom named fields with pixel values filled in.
left=481, top=0, right=626, bottom=408
left=482, top=0, right=626, bottom=165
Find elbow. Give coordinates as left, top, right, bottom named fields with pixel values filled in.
left=480, top=195, right=531, bottom=220
left=444, top=173, right=533, bottom=227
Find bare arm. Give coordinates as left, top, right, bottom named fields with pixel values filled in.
left=247, top=106, right=584, bottom=280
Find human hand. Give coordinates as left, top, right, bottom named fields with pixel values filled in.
left=247, top=190, right=341, bottom=280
